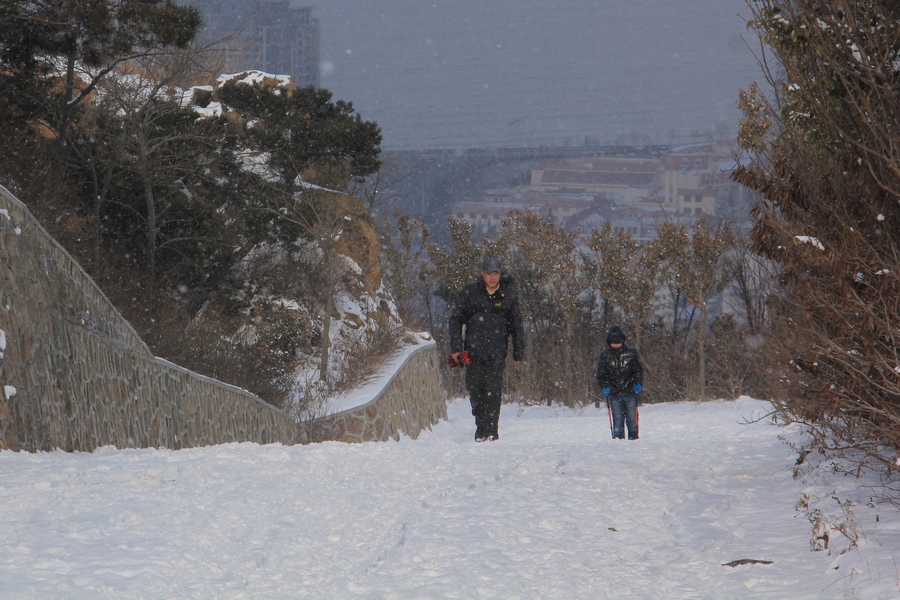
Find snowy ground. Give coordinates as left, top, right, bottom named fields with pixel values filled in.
left=2, top=397, right=899, bottom=599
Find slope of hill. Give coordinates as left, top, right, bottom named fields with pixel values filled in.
left=1, top=397, right=897, bottom=598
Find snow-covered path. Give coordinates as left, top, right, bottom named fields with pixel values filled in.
left=0, top=398, right=894, bottom=598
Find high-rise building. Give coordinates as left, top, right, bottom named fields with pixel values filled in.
left=190, top=1, right=320, bottom=87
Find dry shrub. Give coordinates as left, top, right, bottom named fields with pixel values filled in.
left=430, top=332, right=468, bottom=402
left=172, top=311, right=294, bottom=409
left=500, top=299, right=602, bottom=408
left=287, top=310, right=410, bottom=421
left=329, top=311, right=408, bottom=394
left=103, top=277, right=296, bottom=409
left=638, top=331, right=691, bottom=403
left=634, top=318, right=772, bottom=404
left=705, top=315, right=770, bottom=400
left=736, top=1, right=900, bottom=469
left=0, top=130, right=58, bottom=210
left=288, top=308, right=412, bottom=418
left=0, top=133, right=94, bottom=271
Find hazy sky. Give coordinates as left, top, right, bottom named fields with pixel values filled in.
left=309, top=1, right=763, bottom=151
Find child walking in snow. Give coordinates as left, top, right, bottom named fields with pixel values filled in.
left=595, top=325, right=644, bottom=440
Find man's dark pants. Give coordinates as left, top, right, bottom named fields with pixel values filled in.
left=465, top=361, right=505, bottom=439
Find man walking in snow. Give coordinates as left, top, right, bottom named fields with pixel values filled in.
left=595, top=325, right=644, bottom=440
left=449, top=257, right=525, bottom=442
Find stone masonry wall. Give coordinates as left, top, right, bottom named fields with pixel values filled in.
left=304, top=345, right=447, bottom=444
left=0, top=184, right=445, bottom=452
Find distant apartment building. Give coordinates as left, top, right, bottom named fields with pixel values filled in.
left=660, top=142, right=743, bottom=218
left=189, top=0, right=320, bottom=88
left=527, top=158, right=661, bottom=206
left=563, top=205, right=665, bottom=245
left=447, top=144, right=749, bottom=326
left=450, top=143, right=745, bottom=243
left=452, top=191, right=594, bottom=236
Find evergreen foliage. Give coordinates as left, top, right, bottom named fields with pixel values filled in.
left=0, top=0, right=201, bottom=167
left=0, top=2, right=387, bottom=407
left=216, top=82, right=382, bottom=187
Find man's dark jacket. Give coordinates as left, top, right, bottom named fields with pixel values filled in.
left=449, top=277, right=525, bottom=364
left=595, top=345, right=643, bottom=395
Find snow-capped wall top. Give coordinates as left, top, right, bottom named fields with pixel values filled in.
left=216, top=71, right=293, bottom=93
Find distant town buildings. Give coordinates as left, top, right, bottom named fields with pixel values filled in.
left=528, top=157, right=660, bottom=205
left=451, top=142, right=748, bottom=245
left=447, top=142, right=752, bottom=325
left=189, top=1, right=320, bottom=88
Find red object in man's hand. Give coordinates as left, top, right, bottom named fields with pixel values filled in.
left=447, top=352, right=471, bottom=368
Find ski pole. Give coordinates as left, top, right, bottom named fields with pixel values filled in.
left=606, top=397, right=613, bottom=438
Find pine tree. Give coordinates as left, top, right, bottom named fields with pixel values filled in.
left=216, top=82, right=382, bottom=189
left=0, top=0, right=202, bottom=173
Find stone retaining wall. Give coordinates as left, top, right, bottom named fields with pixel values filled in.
left=304, top=345, right=447, bottom=444
left=0, top=184, right=445, bottom=452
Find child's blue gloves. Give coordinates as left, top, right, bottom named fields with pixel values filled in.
left=633, top=384, right=642, bottom=394
left=601, top=388, right=611, bottom=397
